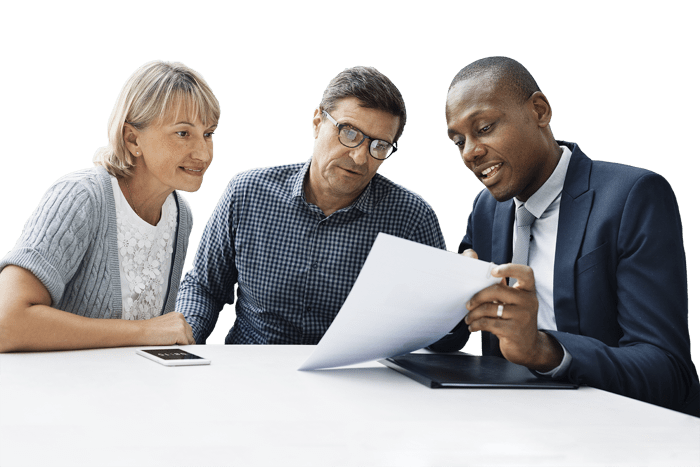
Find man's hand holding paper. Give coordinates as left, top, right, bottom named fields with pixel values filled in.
left=465, top=263, right=564, bottom=373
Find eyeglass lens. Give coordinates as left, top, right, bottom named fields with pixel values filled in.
left=338, top=127, right=393, bottom=159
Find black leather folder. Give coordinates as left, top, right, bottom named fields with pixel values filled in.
left=381, top=353, right=578, bottom=389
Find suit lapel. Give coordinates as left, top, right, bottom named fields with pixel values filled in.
left=554, top=143, right=594, bottom=334
left=482, top=199, right=514, bottom=358
left=492, top=201, right=514, bottom=264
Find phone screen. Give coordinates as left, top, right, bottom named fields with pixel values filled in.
left=137, top=348, right=211, bottom=366
left=141, top=349, right=204, bottom=360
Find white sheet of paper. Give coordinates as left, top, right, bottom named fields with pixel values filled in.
left=298, top=233, right=501, bottom=370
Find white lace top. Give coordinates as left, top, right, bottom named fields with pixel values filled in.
left=110, top=177, right=177, bottom=320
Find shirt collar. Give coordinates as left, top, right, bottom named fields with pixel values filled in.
left=350, top=178, right=375, bottom=214
left=291, top=158, right=376, bottom=215
left=514, top=145, right=572, bottom=218
left=291, top=159, right=311, bottom=201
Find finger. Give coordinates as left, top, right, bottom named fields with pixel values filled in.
left=467, top=283, right=522, bottom=311
left=185, top=323, right=195, bottom=345
left=491, top=264, right=536, bottom=290
left=467, top=315, right=509, bottom=335
left=176, top=315, right=194, bottom=345
left=466, top=302, right=507, bottom=324
left=461, top=249, right=479, bottom=260
left=176, top=329, right=195, bottom=346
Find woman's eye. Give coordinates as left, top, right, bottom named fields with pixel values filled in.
left=479, top=124, right=492, bottom=134
left=176, top=131, right=188, bottom=137
left=205, top=132, right=215, bottom=138
left=454, top=139, right=464, bottom=147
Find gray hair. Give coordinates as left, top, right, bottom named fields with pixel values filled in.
left=319, top=66, right=406, bottom=142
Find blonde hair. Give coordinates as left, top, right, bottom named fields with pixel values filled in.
left=93, top=61, right=220, bottom=177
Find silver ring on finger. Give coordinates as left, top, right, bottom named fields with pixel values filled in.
left=496, top=303, right=504, bottom=318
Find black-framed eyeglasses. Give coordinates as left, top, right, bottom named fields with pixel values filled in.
left=322, top=110, right=398, bottom=160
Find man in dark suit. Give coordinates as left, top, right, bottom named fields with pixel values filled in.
left=440, top=56, right=699, bottom=416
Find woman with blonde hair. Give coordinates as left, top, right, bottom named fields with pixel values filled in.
left=0, top=61, right=220, bottom=352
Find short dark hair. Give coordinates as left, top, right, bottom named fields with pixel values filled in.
left=319, top=66, right=407, bottom=142
left=449, top=56, right=541, bottom=103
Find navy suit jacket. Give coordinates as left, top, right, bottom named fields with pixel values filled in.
left=443, top=141, right=699, bottom=416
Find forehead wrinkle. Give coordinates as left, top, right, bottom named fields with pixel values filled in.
left=333, top=97, right=399, bottom=143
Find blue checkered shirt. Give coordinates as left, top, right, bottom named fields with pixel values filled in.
left=176, top=160, right=445, bottom=344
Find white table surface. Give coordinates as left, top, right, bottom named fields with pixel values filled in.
left=1, top=345, right=698, bottom=466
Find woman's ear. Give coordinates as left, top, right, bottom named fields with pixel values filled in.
left=123, top=123, right=142, bottom=157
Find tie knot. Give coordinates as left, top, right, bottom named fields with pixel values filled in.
left=516, top=205, right=536, bottom=227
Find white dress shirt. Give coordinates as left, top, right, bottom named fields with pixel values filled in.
left=512, top=145, right=572, bottom=376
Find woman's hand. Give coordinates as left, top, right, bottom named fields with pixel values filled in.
left=0, top=265, right=196, bottom=352
left=139, top=312, right=195, bottom=346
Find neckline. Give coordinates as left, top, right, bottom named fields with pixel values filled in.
left=110, top=176, right=172, bottom=231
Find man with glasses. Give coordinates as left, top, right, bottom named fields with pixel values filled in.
left=176, top=66, right=445, bottom=345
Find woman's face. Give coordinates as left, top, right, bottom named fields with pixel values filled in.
left=128, top=100, right=217, bottom=193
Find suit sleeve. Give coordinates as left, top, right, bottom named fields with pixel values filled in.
left=550, top=173, right=698, bottom=415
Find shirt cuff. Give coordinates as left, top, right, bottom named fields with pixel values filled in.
left=536, top=337, right=571, bottom=378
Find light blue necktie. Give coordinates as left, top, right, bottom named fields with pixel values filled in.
left=509, top=205, right=536, bottom=286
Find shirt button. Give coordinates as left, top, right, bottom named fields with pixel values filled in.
left=311, top=262, right=318, bottom=270
left=306, top=306, right=312, bottom=312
